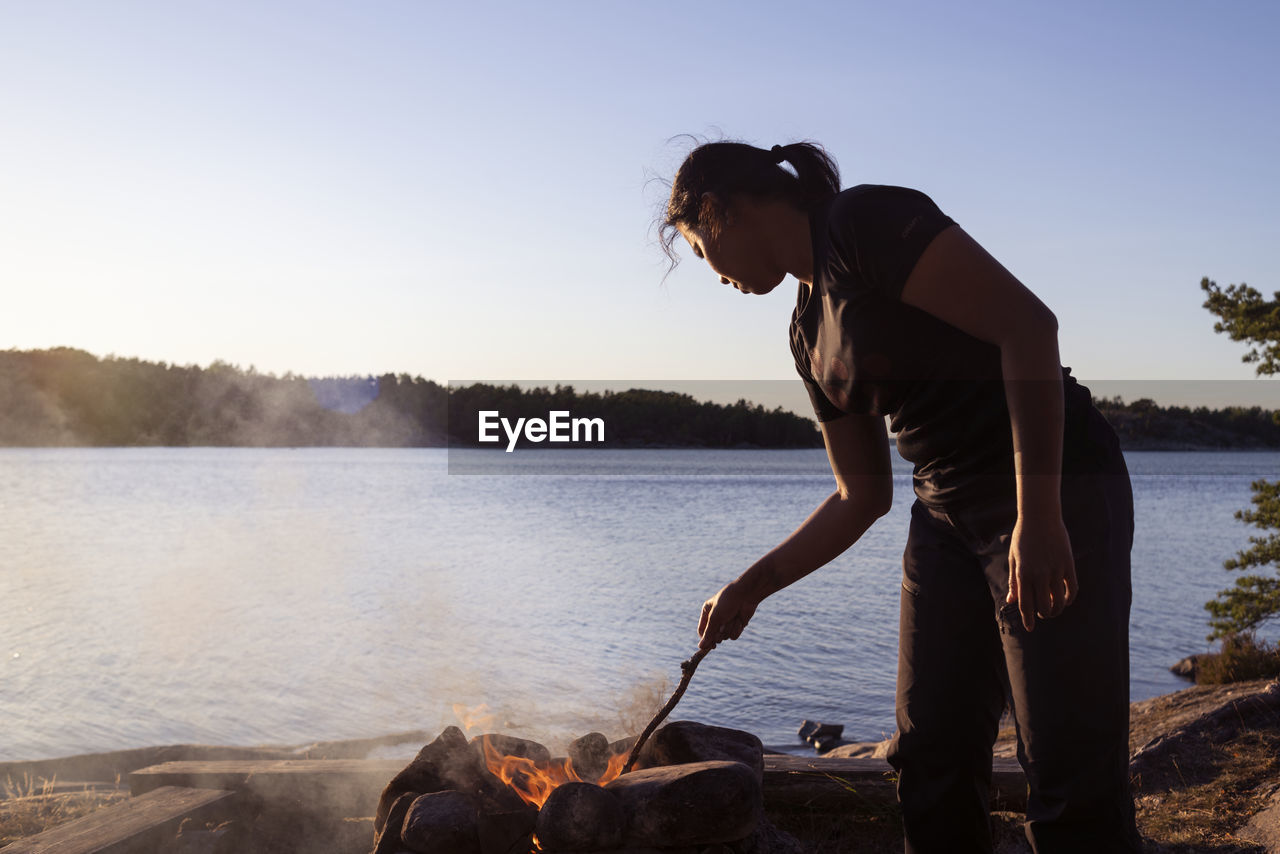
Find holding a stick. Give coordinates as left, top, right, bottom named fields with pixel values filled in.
left=656, top=139, right=1141, bottom=854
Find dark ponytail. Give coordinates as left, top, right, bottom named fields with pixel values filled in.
left=658, top=139, right=841, bottom=271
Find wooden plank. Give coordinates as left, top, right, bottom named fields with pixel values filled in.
left=129, top=759, right=404, bottom=816
left=1, top=786, right=238, bottom=854
left=127, top=755, right=1029, bottom=818
left=761, top=755, right=1027, bottom=811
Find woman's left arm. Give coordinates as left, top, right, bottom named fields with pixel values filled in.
left=899, top=225, right=1078, bottom=632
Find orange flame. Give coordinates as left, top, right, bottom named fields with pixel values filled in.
left=480, top=735, right=629, bottom=809
left=601, top=748, right=629, bottom=783
left=452, top=702, right=496, bottom=734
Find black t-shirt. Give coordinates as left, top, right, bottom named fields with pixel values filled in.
left=790, top=184, right=1111, bottom=509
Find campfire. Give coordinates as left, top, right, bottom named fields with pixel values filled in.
left=479, top=731, right=630, bottom=809
left=370, top=719, right=773, bottom=854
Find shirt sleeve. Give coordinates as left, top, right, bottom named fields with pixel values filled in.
left=828, top=185, right=956, bottom=300
left=791, top=332, right=847, bottom=423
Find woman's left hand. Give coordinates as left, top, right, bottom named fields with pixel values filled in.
left=1006, top=513, right=1078, bottom=632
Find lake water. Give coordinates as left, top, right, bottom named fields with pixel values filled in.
left=2, top=447, right=1277, bottom=762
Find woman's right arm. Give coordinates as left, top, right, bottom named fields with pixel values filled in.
left=697, top=413, right=894, bottom=650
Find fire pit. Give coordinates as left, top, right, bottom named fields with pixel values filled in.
left=370, top=720, right=792, bottom=854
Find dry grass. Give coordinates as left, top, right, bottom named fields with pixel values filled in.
left=1196, top=634, right=1280, bottom=685
left=766, top=803, right=900, bottom=853
left=1130, top=722, right=1280, bottom=852
left=0, top=772, right=129, bottom=847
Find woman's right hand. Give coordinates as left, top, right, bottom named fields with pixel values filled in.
left=698, top=579, right=760, bottom=651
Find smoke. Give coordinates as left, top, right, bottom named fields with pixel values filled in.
left=606, top=674, right=671, bottom=738
left=188, top=366, right=423, bottom=447
left=0, top=349, right=445, bottom=449
left=420, top=672, right=670, bottom=762
left=448, top=675, right=672, bottom=757
left=0, top=356, right=75, bottom=446
left=308, top=376, right=380, bottom=415
left=451, top=702, right=497, bottom=734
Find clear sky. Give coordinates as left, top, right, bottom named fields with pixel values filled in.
left=2, top=1, right=1277, bottom=408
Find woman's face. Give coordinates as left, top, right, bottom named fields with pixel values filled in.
left=676, top=200, right=787, bottom=295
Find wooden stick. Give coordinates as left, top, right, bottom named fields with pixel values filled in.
left=620, top=648, right=710, bottom=775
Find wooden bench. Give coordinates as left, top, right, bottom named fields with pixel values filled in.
left=126, top=755, right=1027, bottom=816
left=129, top=759, right=403, bottom=816
left=1, top=786, right=238, bottom=854
left=762, top=755, right=1027, bottom=811
left=4, top=756, right=1028, bottom=852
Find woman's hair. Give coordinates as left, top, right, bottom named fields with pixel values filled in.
left=657, top=140, right=841, bottom=272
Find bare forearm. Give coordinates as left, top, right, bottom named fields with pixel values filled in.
left=735, top=489, right=887, bottom=603
left=1001, top=332, right=1064, bottom=517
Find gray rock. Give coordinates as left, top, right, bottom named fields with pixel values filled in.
left=534, top=781, right=625, bottom=851
left=476, top=810, right=535, bottom=854
left=376, top=727, right=485, bottom=833
left=470, top=733, right=552, bottom=766
left=376, top=730, right=534, bottom=828
left=373, top=791, right=419, bottom=854
left=732, top=816, right=806, bottom=854
left=1236, top=786, right=1280, bottom=852
left=468, top=733, right=556, bottom=813
left=605, top=760, right=761, bottom=847
left=1170, top=654, right=1207, bottom=679
left=812, top=734, right=850, bottom=753
left=400, top=790, right=480, bottom=854
left=1129, top=681, right=1280, bottom=786
left=632, top=721, right=764, bottom=783
left=824, top=740, right=892, bottom=759
left=568, top=732, right=611, bottom=783
left=797, top=720, right=844, bottom=750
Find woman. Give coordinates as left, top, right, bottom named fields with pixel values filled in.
left=660, top=140, right=1142, bottom=854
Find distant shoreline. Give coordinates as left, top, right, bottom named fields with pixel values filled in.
left=5, top=349, right=1278, bottom=451
left=3, top=442, right=1280, bottom=452
left=1117, top=441, right=1280, bottom=452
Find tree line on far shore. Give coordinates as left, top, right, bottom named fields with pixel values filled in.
left=0, top=348, right=823, bottom=449
left=4, top=347, right=1280, bottom=451
left=1093, top=395, right=1280, bottom=449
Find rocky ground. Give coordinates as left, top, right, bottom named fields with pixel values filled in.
left=3, top=682, right=1279, bottom=852
left=788, top=678, right=1280, bottom=853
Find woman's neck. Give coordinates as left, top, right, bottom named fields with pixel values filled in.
left=765, top=200, right=814, bottom=285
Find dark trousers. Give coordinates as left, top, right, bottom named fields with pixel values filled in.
left=885, top=421, right=1143, bottom=853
